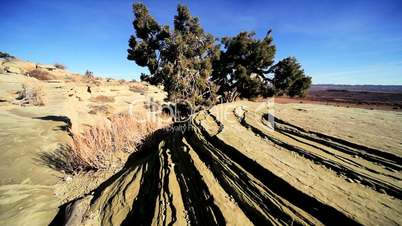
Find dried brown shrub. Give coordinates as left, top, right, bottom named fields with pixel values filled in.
left=27, top=69, right=55, bottom=80
left=83, top=70, right=101, bottom=86
left=15, top=84, right=45, bottom=106
left=64, top=74, right=79, bottom=83
left=66, top=111, right=171, bottom=171
left=88, top=104, right=113, bottom=115
left=90, top=95, right=115, bottom=103
left=84, top=70, right=94, bottom=78
left=129, top=82, right=147, bottom=93
left=144, top=97, right=161, bottom=112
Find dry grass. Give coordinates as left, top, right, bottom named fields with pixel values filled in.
left=27, top=69, right=55, bottom=80
left=88, top=104, right=114, bottom=115
left=90, top=95, right=115, bottom=103
left=82, top=70, right=103, bottom=85
left=64, top=75, right=79, bottom=83
left=83, top=74, right=102, bottom=86
left=144, top=97, right=161, bottom=112
left=129, top=83, right=147, bottom=93
left=65, top=111, right=171, bottom=172
left=15, top=84, right=45, bottom=106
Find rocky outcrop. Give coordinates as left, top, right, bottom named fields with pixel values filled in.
left=36, top=64, right=56, bottom=71
left=51, top=101, right=402, bottom=226
left=0, top=70, right=168, bottom=226
left=0, top=59, right=37, bottom=74
left=2, top=62, right=24, bottom=74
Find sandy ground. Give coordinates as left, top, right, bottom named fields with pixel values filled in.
left=0, top=59, right=166, bottom=226
left=1, top=59, right=401, bottom=225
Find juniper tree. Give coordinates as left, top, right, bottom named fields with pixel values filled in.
left=127, top=3, right=169, bottom=84
left=212, top=31, right=276, bottom=102
left=269, top=57, right=312, bottom=97
left=287, top=76, right=312, bottom=97
left=127, top=3, right=219, bottom=109
left=128, top=3, right=311, bottom=106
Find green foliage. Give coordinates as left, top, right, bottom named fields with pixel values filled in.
left=128, top=4, right=219, bottom=108
left=270, top=57, right=312, bottom=97
left=128, top=3, right=312, bottom=108
left=0, top=51, right=15, bottom=59
left=127, top=3, right=168, bottom=76
left=212, top=31, right=276, bottom=101
left=288, top=76, right=312, bottom=97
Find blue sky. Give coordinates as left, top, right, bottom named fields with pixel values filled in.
left=1, top=0, right=401, bottom=84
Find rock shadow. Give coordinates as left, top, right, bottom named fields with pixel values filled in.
left=33, top=115, right=72, bottom=133
left=35, top=144, right=80, bottom=174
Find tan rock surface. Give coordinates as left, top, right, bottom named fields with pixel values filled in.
left=54, top=101, right=402, bottom=225
left=0, top=61, right=166, bottom=226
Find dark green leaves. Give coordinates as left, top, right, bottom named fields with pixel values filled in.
left=128, top=3, right=312, bottom=108
left=212, top=31, right=276, bottom=101
left=128, top=3, right=219, bottom=108
left=270, top=57, right=311, bottom=97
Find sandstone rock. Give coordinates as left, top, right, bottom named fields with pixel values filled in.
left=16, top=61, right=36, bottom=71
left=52, top=101, right=402, bottom=226
left=36, top=64, right=56, bottom=71
left=0, top=60, right=36, bottom=74
left=2, top=62, right=23, bottom=74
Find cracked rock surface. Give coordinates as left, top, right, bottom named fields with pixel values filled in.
left=52, top=101, right=402, bottom=226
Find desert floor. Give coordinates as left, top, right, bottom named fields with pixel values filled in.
left=1, top=59, right=401, bottom=225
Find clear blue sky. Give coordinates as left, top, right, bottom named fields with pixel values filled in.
left=1, top=0, right=401, bottom=84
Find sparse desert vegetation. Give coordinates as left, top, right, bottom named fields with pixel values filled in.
left=1, top=0, right=401, bottom=226
left=129, top=82, right=147, bottom=93
left=0, top=55, right=168, bottom=225
left=84, top=70, right=94, bottom=78
left=15, top=84, right=45, bottom=106
left=27, top=69, right=55, bottom=80
left=88, top=104, right=113, bottom=115
left=57, top=111, right=170, bottom=173
left=90, top=95, right=115, bottom=103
